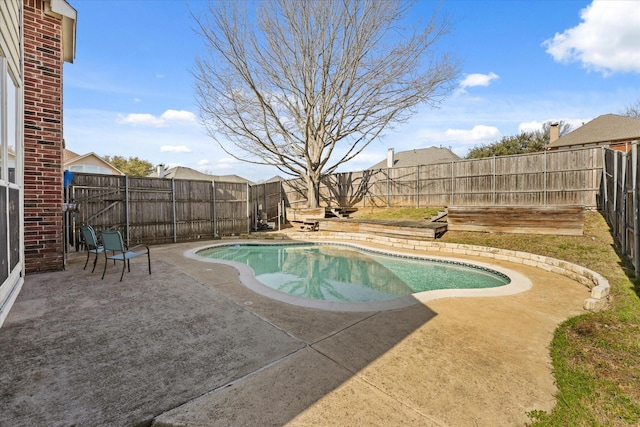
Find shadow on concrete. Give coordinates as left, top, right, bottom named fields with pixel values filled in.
left=0, top=242, right=436, bottom=426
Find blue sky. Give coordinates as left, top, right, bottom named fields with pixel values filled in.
left=64, top=0, right=640, bottom=182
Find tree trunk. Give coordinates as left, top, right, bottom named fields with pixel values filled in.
left=305, top=175, right=319, bottom=208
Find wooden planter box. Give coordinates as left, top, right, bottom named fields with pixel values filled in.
left=447, top=205, right=585, bottom=236
left=318, top=218, right=447, bottom=240
left=285, top=207, right=326, bottom=231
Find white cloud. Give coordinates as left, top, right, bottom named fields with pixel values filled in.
left=160, top=145, right=192, bottom=153
left=195, top=157, right=238, bottom=173
left=444, top=125, right=501, bottom=142
left=160, top=110, right=197, bottom=123
left=543, top=1, right=640, bottom=75
left=519, top=121, right=544, bottom=133
left=117, top=113, right=164, bottom=126
left=117, top=109, right=197, bottom=127
left=459, top=72, right=500, bottom=89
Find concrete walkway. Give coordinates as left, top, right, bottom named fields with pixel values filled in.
left=0, top=239, right=588, bottom=426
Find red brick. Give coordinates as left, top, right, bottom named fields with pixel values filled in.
left=23, top=0, right=66, bottom=273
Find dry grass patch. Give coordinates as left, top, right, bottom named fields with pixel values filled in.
left=349, top=206, right=442, bottom=221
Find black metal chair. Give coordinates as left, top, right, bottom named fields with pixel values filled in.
left=79, top=225, right=104, bottom=272
left=100, top=230, right=151, bottom=281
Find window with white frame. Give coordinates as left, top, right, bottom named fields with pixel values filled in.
left=1, top=58, right=21, bottom=286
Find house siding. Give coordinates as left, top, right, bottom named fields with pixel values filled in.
left=23, top=0, right=65, bottom=272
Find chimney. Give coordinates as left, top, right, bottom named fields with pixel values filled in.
left=549, top=123, right=559, bottom=143
left=157, top=164, right=165, bottom=178
left=387, top=148, right=394, bottom=168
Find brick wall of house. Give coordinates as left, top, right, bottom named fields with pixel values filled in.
left=23, top=0, right=65, bottom=273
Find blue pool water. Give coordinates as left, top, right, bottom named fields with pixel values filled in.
left=196, top=243, right=510, bottom=303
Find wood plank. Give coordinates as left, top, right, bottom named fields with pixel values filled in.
left=447, top=205, right=585, bottom=236
left=285, top=207, right=325, bottom=222
left=317, top=219, right=447, bottom=240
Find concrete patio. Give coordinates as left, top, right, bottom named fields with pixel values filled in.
left=0, top=238, right=589, bottom=426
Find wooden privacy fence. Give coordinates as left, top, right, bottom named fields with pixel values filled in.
left=67, top=174, right=285, bottom=246
left=601, top=143, right=640, bottom=275
left=67, top=147, right=607, bottom=249
left=283, top=147, right=603, bottom=209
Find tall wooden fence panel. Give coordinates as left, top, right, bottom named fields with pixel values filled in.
left=173, top=179, right=215, bottom=241
left=601, top=143, right=640, bottom=275
left=69, top=174, right=258, bottom=246
left=251, top=181, right=285, bottom=228
left=70, top=174, right=127, bottom=243
left=126, top=177, right=175, bottom=244
left=417, top=162, right=454, bottom=207
left=282, top=147, right=603, bottom=209
left=213, top=181, right=249, bottom=237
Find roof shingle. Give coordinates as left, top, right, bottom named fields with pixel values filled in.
left=368, top=146, right=460, bottom=170
left=547, top=114, right=640, bottom=149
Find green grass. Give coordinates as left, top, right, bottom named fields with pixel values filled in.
left=350, top=206, right=442, bottom=221
left=354, top=207, right=640, bottom=426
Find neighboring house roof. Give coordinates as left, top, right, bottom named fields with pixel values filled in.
left=262, top=175, right=287, bottom=183
left=63, top=149, right=125, bottom=175
left=546, top=114, right=640, bottom=149
left=368, top=146, right=461, bottom=170
left=160, top=166, right=254, bottom=184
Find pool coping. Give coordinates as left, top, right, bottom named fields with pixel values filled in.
left=184, top=240, right=533, bottom=312
left=280, top=231, right=610, bottom=311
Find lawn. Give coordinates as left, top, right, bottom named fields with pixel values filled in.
left=351, top=207, right=640, bottom=426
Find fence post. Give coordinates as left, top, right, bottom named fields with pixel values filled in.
left=279, top=182, right=283, bottom=230
left=263, top=183, right=267, bottom=223
left=386, top=168, right=390, bottom=207
left=543, top=151, right=547, bottom=206
left=125, top=175, right=130, bottom=246
left=492, top=156, right=496, bottom=205
left=246, top=182, right=250, bottom=233
left=212, top=181, right=216, bottom=238
left=621, top=152, right=628, bottom=259
left=416, top=165, right=420, bottom=208
left=633, top=142, right=639, bottom=276
left=172, top=179, right=177, bottom=243
left=450, top=161, right=455, bottom=206
left=614, top=151, right=619, bottom=231
left=601, top=147, right=607, bottom=207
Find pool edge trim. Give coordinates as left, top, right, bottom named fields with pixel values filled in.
left=184, top=240, right=532, bottom=312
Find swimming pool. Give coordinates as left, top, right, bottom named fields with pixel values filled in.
left=188, top=242, right=531, bottom=311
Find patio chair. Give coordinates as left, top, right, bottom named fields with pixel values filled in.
left=100, top=230, right=151, bottom=281
left=80, top=225, right=104, bottom=272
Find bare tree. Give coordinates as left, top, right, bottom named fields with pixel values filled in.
left=193, top=0, right=459, bottom=207
left=541, top=120, right=573, bottom=140
left=622, top=100, right=640, bottom=118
